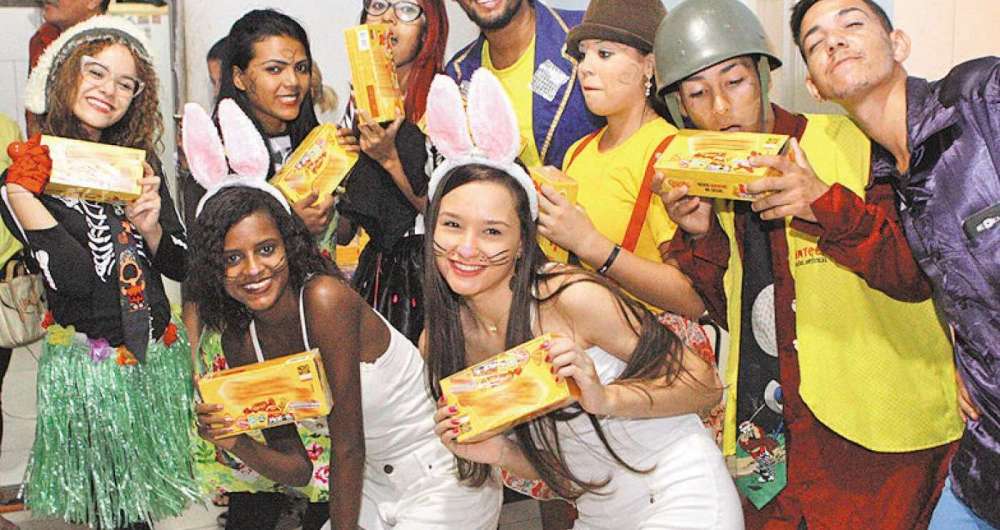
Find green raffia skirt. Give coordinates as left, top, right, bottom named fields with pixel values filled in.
left=23, top=321, right=200, bottom=528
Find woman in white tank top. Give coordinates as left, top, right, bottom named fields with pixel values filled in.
left=187, top=185, right=501, bottom=530
left=422, top=162, right=744, bottom=529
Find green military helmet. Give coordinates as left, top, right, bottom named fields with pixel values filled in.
left=653, top=0, right=782, bottom=129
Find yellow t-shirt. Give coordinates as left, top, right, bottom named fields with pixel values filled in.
left=482, top=37, right=542, bottom=168
left=563, top=118, right=678, bottom=268
left=0, top=113, right=23, bottom=265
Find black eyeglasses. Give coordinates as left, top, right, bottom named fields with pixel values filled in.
left=365, top=0, right=424, bottom=23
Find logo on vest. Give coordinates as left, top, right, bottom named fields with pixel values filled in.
left=794, top=245, right=830, bottom=268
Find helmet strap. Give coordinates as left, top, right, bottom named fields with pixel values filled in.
left=666, top=92, right=685, bottom=129
left=757, top=55, right=772, bottom=133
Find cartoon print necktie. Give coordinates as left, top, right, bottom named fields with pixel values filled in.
left=734, top=203, right=786, bottom=508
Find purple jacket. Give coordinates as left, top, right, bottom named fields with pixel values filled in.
left=871, top=57, right=1000, bottom=526
left=445, top=2, right=602, bottom=168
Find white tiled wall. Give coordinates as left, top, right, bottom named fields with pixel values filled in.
left=0, top=7, right=41, bottom=133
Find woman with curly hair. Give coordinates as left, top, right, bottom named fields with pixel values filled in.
left=0, top=16, right=196, bottom=530
left=182, top=12, right=336, bottom=528
left=186, top=165, right=502, bottom=529
left=334, top=0, right=449, bottom=344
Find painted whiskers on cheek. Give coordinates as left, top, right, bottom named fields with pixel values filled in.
left=223, top=254, right=289, bottom=285
left=432, top=240, right=515, bottom=266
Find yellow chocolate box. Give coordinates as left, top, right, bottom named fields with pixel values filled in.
left=529, top=167, right=579, bottom=264
left=41, top=135, right=145, bottom=203
left=345, top=23, right=405, bottom=123
left=654, top=129, right=789, bottom=201
left=440, top=334, right=580, bottom=443
left=271, top=124, right=358, bottom=204
left=197, top=349, right=332, bottom=438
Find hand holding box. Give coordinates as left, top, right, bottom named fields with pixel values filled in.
left=440, top=333, right=579, bottom=443
left=654, top=129, right=789, bottom=201
left=529, top=166, right=578, bottom=263
left=197, top=349, right=333, bottom=438
left=41, top=135, right=145, bottom=203
left=271, top=124, right=358, bottom=205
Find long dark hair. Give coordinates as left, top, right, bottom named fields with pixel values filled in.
left=216, top=9, right=319, bottom=177
left=360, top=0, right=449, bottom=123
left=423, top=164, right=688, bottom=499
left=188, top=187, right=336, bottom=334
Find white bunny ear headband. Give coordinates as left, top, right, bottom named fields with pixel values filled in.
left=183, top=98, right=290, bottom=218
left=426, top=69, right=538, bottom=219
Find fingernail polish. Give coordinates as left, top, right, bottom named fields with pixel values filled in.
left=448, top=406, right=458, bottom=414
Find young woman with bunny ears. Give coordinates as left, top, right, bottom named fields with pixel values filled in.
left=0, top=16, right=196, bottom=530
left=184, top=99, right=502, bottom=530
left=422, top=69, right=743, bottom=529
left=182, top=13, right=340, bottom=528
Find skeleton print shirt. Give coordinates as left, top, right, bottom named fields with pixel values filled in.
left=0, top=159, right=187, bottom=346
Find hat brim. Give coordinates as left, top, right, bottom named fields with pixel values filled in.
left=565, top=23, right=654, bottom=61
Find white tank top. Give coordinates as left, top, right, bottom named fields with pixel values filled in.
left=556, top=346, right=706, bottom=478
left=250, top=282, right=440, bottom=463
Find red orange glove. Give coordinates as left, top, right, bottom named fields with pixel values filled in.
left=6, top=134, right=52, bottom=195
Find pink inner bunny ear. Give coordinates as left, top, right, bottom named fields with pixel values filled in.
left=182, top=102, right=228, bottom=189
left=425, top=74, right=474, bottom=159
left=467, top=69, right=520, bottom=163
left=217, top=98, right=270, bottom=180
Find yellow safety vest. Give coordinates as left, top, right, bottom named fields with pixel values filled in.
left=0, top=115, right=23, bottom=266
left=719, top=114, right=962, bottom=456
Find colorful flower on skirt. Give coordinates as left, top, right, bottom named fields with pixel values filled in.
left=211, top=354, right=228, bottom=373
left=163, top=322, right=178, bottom=346
left=46, top=324, right=75, bottom=346
left=41, top=311, right=54, bottom=329
left=314, top=464, right=330, bottom=485
left=116, top=345, right=139, bottom=366
left=306, top=442, right=324, bottom=461
left=87, top=338, right=114, bottom=363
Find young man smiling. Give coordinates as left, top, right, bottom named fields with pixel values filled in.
left=655, top=0, right=962, bottom=527
left=791, top=0, right=1000, bottom=528
left=446, top=0, right=599, bottom=168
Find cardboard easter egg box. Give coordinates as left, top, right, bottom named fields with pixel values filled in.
left=344, top=23, right=405, bottom=123
left=654, top=129, right=789, bottom=201
left=197, top=349, right=332, bottom=438
left=41, top=135, right=145, bottom=203
left=440, top=333, right=579, bottom=443
left=271, top=124, right=358, bottom=204
left=529, top=166, right=578, bottom=263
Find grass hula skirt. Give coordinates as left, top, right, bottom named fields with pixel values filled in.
left=23, top=320, right=199, bottom=528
